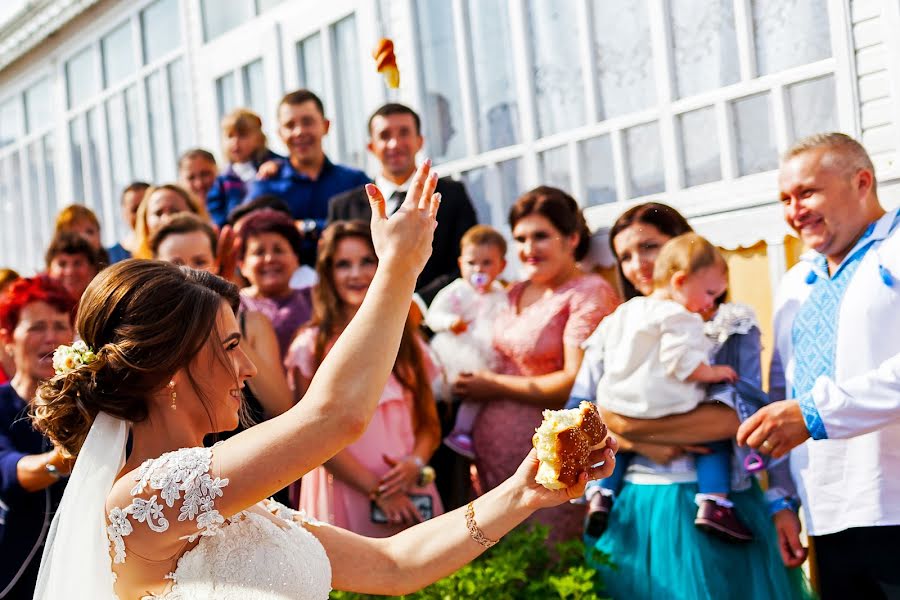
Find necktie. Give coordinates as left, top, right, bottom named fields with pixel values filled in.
left=387, top=190, right=404, bottom=215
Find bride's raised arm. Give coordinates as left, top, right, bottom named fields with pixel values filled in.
left=213, top=161, right=441, bottom=511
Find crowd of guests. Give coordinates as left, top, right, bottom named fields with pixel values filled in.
left=0, top=79, right=896, bottom=600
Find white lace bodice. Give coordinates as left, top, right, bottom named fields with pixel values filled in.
left=106, top=447, right=332, bottom=600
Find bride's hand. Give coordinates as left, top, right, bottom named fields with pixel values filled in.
left=510, top=438, right=618, bottom=511
left=366, top=160, right=441, bottom=276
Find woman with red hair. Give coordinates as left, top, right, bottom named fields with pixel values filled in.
left=0, top=276, right=76, bottom=597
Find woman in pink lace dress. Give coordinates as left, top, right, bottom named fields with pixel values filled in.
left=453, top=187, right=620, bottom=542
left=285, top=221, right=443, bottom=537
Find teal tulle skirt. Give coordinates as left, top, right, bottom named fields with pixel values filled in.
left=586, top=480, right=814, bottom=600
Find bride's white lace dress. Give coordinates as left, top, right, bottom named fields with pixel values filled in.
left=106, top=446, right=332, bottom=600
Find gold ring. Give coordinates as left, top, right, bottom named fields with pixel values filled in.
left=762, top=440, right=773, bottom=451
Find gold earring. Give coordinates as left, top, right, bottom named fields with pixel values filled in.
left=168, top=380, right=177, bottom=410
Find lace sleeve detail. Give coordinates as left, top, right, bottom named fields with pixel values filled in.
left=704, top=302, right=760, bottom=351
left=106, top=446, right=229, bottom=563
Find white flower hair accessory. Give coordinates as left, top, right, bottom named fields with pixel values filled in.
left=52, top=340, right=98, bottom=375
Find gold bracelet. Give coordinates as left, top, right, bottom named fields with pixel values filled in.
left=465, top=502, right=499, bottom=549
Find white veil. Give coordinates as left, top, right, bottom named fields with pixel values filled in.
left=33, top=412, right=127, bottom=600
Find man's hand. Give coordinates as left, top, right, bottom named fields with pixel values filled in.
left=772, top=509, right=808, bottom=568
left=736, top=400, right=810, bottom=458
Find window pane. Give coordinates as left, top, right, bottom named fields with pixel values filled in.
left=102, top=21, right=136, bottom=88
left=125, top=85, right=151, bottom=180
left=142, top=0, right=181, bottom=64
left=753, top=0, right=831, bottom=75
left=69, top=117, right=86, bottom=203
left=297, top=34, right=326, bottom=100
left=28, top=140, right=52, bottom=244
left=732, top=93, right=777, bottom=176
left=331, top=16, right=366, bottom=167
left=498, top=157, right=524, bottom=217
left=201, top=0, right=254, bottom=41
left=241, top=59, right=267, bottom=121
left=146, top=69, right=175, bottom=181
left=580, top=135, right=617, bottom=206
left=670, top=0, right=739, bottom=99
left=25, top=78, right=52, bottom=134
left=789, top=75, right=837, bottom=143
left=106, top=93, right=134, bottom=202
left=0, top=157, right=12, bottom=263
left=593, top=1, right=655, bottom=119
left=86, top=107, right=104, bottom=209
left=168, top=58, right=192, bottom=154
left=415, top=0, right=466, bottom=161
left=529, top=0, right=585, bottom=136
left=679, top=107, right=721, bottom=187
left=216, top=72, right=238, bottom=121
left=0, top=97, right=23, bottom=147
left=539, top=145, right=571, bottom=192
left=43, top=134, right=57, bottom=219
left=461, top=167, right=492, bottom=224
left=468, top=0, right=519, bottom=150
left=66, top=47, right=99, bottom=110
left=625, top=122, right=665, bottom=197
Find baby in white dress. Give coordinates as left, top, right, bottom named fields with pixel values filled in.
left=584, top=233, right=753, bottom=543
left=425, top=225, right=508, bottom=459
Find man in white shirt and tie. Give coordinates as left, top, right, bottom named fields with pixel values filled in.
left=327, top=103, right=478, bottom=306
left=737, top=133, right=900, bottom=599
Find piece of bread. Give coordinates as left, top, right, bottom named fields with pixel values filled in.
left=533, top=402, right=608, bottom=490
left=372, top=38, right=400, bottom=88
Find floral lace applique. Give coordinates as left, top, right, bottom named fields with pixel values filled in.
left=704, top=302, right=759, bottom=352
left=107, top=446, right=229, bottom=564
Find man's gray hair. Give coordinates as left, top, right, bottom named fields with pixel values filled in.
left=782, top=132, right=876, bottom=189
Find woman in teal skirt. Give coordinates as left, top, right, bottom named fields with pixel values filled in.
left=571, top=203, right=812, bottom=599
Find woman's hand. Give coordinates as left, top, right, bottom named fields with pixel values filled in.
left=375, top=491, right=423, bottom=525
left=772, top=509, right=808, bottom=568
left=256, top=159, right=282, bottom=180
left=379, top=454, right=420, bottom=497
left=451, top=371, right=497, bottom=402
left=366, top=160, right=440, bottom=277
left=510, top=438, right=618, bottom=511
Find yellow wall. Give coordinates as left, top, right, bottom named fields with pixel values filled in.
left=719, top=242, right=774, bottom=388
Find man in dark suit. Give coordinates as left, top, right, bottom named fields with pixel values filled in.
left=328, top=103, right=477, bottom=305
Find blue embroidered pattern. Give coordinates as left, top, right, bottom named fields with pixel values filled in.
left=791, top=233, right=876, bottom=440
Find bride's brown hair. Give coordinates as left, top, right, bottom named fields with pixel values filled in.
left=306, top=220, right=438, bottom=435
left=32, top=259, right=240, bottom=458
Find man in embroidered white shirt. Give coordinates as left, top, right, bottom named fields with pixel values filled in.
left=737, top=133, right=900, bottom=599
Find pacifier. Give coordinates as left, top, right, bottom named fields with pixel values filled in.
left=470, top=272, right=490, bottom=290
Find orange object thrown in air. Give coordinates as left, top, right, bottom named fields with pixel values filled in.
left=373, top=38, right=400, bottom=89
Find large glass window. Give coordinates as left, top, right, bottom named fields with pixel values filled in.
left=297, top=34, right=325, bottom=101
left=106, top=93, right=135, bottom=203
left=331, top=16, right=365, bottom=167
left=69, top=117, right=86, bottom=203
left=625, top=122, right=665, bottom=197
left=592, top=1, right=655, bottom=119
left=201, top=0, right=254, bottom=41
left=529, top=0, right=585, bottom=136
left=66, top=47, right=99, bottom=110
left=146, top=69, right=175, bottom=181
left=467, top=0, right=519, bottom=151
left=415, top=0, right=466, bottom=161
left=24, top=79, right=51, bottom=134
left=580, top=135, right=616, bottom=206
left=216, top=71, right=238, bottom=120
left=141, top=0, right=181, bottom=64
left=733, top=93, right=777, bottom=176
left=679, top=107, right=721, bottom=187
left=788, top=75, right=837, bottom=143
left=241, top=59, right=267, bottom=121
left=669, top=0, right=739, bottom=99
left=0, top=97, right=23, bottom=148
left=168, top=59, right=191, bottom=155
left=752, top=0, right=831, bottom=75
left=102, top=21, right=136, bottom=87
left=461, top=167, right=492, bottom=224
left=539, top=145, right=571, bottom=193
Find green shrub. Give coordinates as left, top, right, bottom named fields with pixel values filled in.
left=330, top=524, right=611, bottom=600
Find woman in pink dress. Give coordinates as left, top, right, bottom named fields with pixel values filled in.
left=285, top=220, right=443, bottom=536
left=454, top=187, right=620, bottom=542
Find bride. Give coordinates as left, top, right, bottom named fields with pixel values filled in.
left=31, top=161, right=617, bottom=599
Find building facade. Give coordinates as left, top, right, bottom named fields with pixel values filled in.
left=1, top=0, right=899, bottom=363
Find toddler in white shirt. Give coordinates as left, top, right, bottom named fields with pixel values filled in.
left=584, top=233, right=753, bottom=543
left=425, top=225, right=508, bottom=459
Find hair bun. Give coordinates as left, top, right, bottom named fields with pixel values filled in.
left=33, top=363, right=102, bottom=459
